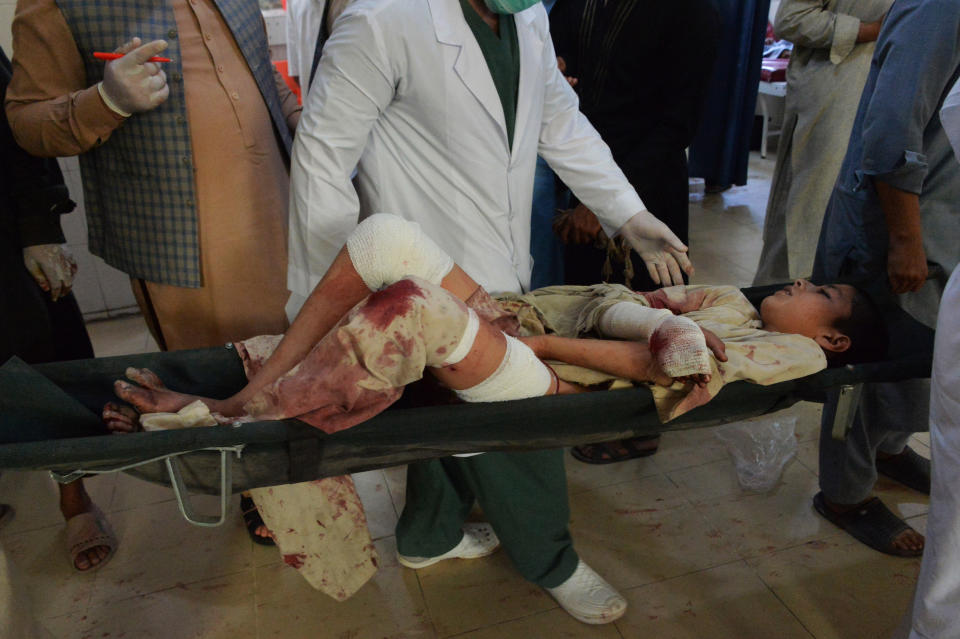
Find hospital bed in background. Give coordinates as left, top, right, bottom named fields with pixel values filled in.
left=0, top=284, right=935, bottom=527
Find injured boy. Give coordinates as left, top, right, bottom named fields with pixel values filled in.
left=99, top=213, right=885, bottom=607
left=106, top=213, right=886, bottom=430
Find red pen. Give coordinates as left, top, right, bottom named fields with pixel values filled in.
left=93, top=51, right=173, bottom=63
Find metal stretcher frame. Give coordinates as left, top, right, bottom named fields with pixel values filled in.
left=0, top=285, right=935, bottom=527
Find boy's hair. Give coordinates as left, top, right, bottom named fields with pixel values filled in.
left=829, top=286, right=888, bottom=366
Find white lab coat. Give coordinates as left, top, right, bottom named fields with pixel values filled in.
left=904, top=77, right=960, bottom=639
left=284, top=0, right=324, bottom=82
left=286, top=0, right=644, bottom=304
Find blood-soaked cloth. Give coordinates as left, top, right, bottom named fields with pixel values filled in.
left=240, top=277, right=473, bottom=598
left=236, top=277, right=472, bottom=432
left=248, top=478, right=378, bottom=601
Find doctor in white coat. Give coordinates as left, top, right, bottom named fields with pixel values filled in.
left=287, top=0, right=691, bottom=624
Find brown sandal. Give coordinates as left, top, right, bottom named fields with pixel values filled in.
left=65, top=506, right=117, bottom=572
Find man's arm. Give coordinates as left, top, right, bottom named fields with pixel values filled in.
left=536, top=22, right=690, bottom=285
left=2, top=47, right=77, bottom=300
left=272, top=66, right=302, bottom=131
left=286, top=5, right=397, bottom=298
left=858, top=0, right=960, bottom=293
left=875, top=181, right=925, bottom=293
left=4, top=0, right=127, bottom=156
left=775, top=0, right=880, bottom=63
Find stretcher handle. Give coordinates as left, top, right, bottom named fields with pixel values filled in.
left=831, top=384, right=863, bottom=441
left=165, top=449, right=233, bottom=527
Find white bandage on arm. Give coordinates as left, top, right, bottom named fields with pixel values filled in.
left=440, top=308, right=480, bottom=367
left=346, top=213, right=455, bottom=291
left=598, top=301, right=673, bottom=341
left=454, top=335, right=553, bottom=403
left=598, top=301, right=711, bottom=378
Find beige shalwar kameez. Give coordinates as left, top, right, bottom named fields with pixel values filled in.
left=6, top=0, right=300, bottom=350
left=754, top=0, right=893, bottom=284
left=501, top=283, right=827, bottom=422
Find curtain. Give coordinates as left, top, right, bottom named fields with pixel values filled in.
left=688, top=0, right=771, bottom=188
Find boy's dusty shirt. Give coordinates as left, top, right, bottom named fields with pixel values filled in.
left=497, top=283, right=828, bottom=422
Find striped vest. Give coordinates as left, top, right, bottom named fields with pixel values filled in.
left=56, top=0, right=292, bottom=287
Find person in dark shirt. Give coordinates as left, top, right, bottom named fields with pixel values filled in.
left=549, top=0, right=721, bottom=464
left=1, top=46, right=115, bottom=572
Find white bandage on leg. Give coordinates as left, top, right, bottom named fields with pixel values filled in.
left=440, top=308, right=480, bottom=366
left=455, top=335, right=553, bottom=403
left=346, top=213, right=455, bottom=291
left=599, top=301, right=711, bottom=378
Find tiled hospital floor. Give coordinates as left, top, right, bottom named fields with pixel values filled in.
left=0, top=152, right=930, bottom=638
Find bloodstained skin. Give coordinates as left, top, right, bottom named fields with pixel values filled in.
left=283, top=553, right=307, bottom=569
left=361, top=279, right=426, bottom=330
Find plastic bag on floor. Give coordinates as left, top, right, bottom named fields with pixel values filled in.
left=715, top=416, right=798, bottom=492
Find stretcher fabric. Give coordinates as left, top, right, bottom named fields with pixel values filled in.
left=0, top=286, right=934, bottom=495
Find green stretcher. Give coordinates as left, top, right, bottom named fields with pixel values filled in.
left=0, top=285, right=934, bottom=526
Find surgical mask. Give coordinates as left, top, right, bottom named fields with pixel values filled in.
left=482, top=0, right=541, bottom=14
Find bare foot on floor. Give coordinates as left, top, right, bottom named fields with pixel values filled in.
left=61, top=485, right=114, bottom=571
left=72, top=536, right=111, bottom=571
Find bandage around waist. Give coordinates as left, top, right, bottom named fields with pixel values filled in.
left=454, top=335, right=552, bottom=403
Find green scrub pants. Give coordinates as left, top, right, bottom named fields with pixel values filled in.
left=395, top=448, right=579, bottom=588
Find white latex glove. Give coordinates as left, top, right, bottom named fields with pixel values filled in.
left=23, top=244, right=78, bottom=301
left=99, top=38, right=170, bottom=115
left=619, top=211, right=694, bottom=286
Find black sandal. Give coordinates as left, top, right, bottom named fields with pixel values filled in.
left=812, top=492, right=923, bottom=557
left=876, top=447, right=931, bottom=494
left=571, top=435, right=661, bottom=465
left=240, top=495, right=275, bottom=546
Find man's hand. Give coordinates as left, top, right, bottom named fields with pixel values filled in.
left=856, top=20, right=883, bottom=43
left=23, top=244, right=78, bottom=301
left=556, top=56, right=578, bottom=88
left=874, top=180, right=926, bottom=294
left=619, top=211, right=693, bottom=286
left=100, top=38, right=170, bottom=115
left=553, top=204, right=602, bottom=244
left=887, top=233, right=928, bottom=293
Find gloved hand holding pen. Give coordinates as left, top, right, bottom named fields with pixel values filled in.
left=98, top=38, right=170, bottom=116
left=23, top=243, right=78, bottom=302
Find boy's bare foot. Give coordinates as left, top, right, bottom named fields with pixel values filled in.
left=114, top=367, right=207, bottom=414
left=102, top=401, right=141, bottom=433
left=114, top=368, right=241, bottom=417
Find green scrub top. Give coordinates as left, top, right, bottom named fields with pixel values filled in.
left=459, top=0, right=520, bottom=149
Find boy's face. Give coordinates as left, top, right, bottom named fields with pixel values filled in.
left=760, top=280, right=856, bottom=338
